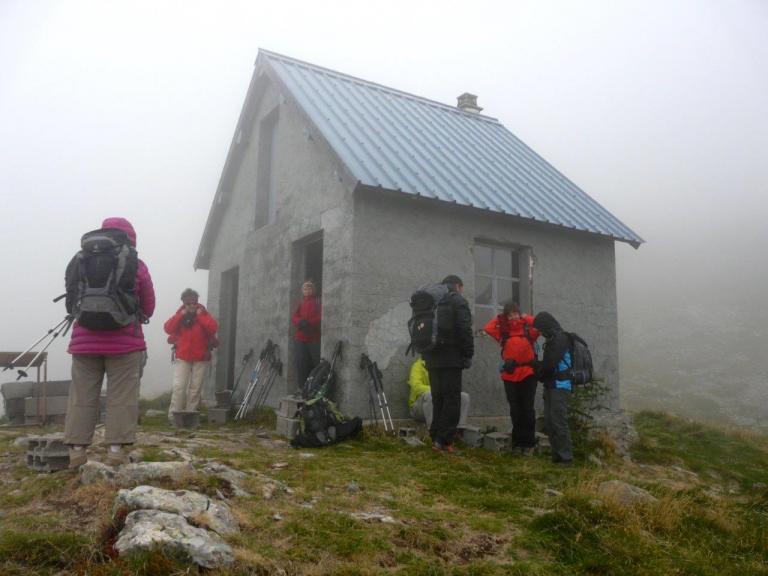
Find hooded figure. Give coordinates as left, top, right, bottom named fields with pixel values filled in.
left=63, top=217, right=155, bottom=469
left=533, top=311, right=574, bottom=465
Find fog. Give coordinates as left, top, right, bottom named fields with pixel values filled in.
left=1, top=1, right=766, bottom=425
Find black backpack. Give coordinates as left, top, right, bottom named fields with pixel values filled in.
left=291, top=397, right=362, bottom=448
left=65, top=228, right=139, bottom=330
left=567, top=333, right=593, bottom=385
left=407, top=283, right=450, bottom=355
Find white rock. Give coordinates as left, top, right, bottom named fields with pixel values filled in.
left=80, top=461, right=116, bottom=485
left=115, top=509, right=233, bottom=568
left=114, top=461, right=196, bottom=486
left=201, top=462, right=250, bottom=497
left=115, top=485, right=239, bottom=536
left=351, top=511, right=397, bottom=524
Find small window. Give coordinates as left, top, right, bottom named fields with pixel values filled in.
left=255, top=107, right=279, bottom=229
left=474, top=243, right=521, bottom=329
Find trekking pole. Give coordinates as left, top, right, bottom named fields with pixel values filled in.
left=236, top=342, right=275, bottom=420
left=359, top=354, right=381, bottom=429
left=362, top=355, right=390, bottom=432
left=3, top=316, right=73, bottom=372
left=251, top=345, right=279, bottom=412
left=229, top=348, right=254, bottom=401
left=373, top=361, right=395, bottom=432
left=15, top=316, right=74, bottom=380
left=253, top=358, right=283, bottom=414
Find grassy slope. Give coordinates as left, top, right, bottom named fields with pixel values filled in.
left=0, top=411, right=766, bottom=576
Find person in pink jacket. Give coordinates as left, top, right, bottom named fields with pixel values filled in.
left=64, top=217, right=155, bottom=468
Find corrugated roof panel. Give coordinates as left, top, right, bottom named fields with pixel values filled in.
left=262, top=50, right=643, bottom=245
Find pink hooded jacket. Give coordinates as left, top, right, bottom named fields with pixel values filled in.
left=67, top=217, right=156, bottom=355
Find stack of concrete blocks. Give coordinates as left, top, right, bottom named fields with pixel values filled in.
left=207, top=390, right=232, bottom=425
left=458, top=425, right=484, bottom=448
left=483, top=431, right=513, bottom=452
left=398, top=427, right=416, bottom=438
left=26, top=434, right=69, bottom=472
left=275, top=394, right=303, bottom=440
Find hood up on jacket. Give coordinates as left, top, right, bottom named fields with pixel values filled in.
left=101, top=217, right=136, bottom=246
left=533, top=311, right=562, bottom=339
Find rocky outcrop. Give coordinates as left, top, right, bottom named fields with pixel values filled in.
left=114, top=509, right=234, bottom=568
left=115, top=485, right=239, bottom=536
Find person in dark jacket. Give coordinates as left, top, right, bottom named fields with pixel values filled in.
left=533, top=311, right=573, bottom=465
left=291, top=280, right=322, bottom=387
left=164, top=288, right=219, bottom=419
left=422, top=275, right=474, bottom=453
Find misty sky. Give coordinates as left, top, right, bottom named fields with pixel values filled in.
left=1, top=0, right=766, bottom=401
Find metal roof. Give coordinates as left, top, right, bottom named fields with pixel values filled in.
left=261, top=50, right=643, bottom=246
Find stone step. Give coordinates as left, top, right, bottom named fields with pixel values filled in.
left=458, top=425, right=484, bottom=448
left=482, top=431, right=512, bottom=452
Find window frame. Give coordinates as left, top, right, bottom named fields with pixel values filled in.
left=474, top=243, right=522, bottom=329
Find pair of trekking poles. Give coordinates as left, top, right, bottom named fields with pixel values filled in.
left=234, top=340, right=282, bottom=420
left=3, top=297, right=74, bottom=380
left=360, top=353, right=394, bottom=433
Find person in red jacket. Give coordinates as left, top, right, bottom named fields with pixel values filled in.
left=291, top=280, right=322, bottom=388
left=164, top=288, right=218, bottom=419
left=483, top=301, right=540, bottom=455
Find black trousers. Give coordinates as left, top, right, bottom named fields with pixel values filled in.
left=503, top=375, right=538, bottom=448
left=544, top=387, right=573, bottom=463
left=295, top=341, right=320, bottom=389
left=427, top=367, right=463, bottom=446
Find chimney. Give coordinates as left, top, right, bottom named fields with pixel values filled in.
left=456, top=92, right=483, bottom=114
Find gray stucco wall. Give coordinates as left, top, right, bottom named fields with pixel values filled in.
left=341, top=188, right=619, bottom=420
left=203, top=74, right=356, bottom=406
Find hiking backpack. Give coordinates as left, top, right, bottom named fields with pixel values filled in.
left=407, top=283, right=450, bottom=355
left=65, top=228, right=139, bottom=330
left=567, top=333, right=593, bottom=385
left=291, top=397, right=362, bottom=448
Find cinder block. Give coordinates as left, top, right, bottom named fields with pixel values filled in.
left=278, top=395, right=304, bottom=418
left=171, top=411, right=200, bottom=429
left=483, top=431, right=512, bottom=452
left=207, top=408, right=229, bottom=425
left=215, top=390, right=232, bottom=409
left=275, top=415, right=300, bottom=439
left=458, top=425, right=484, bottom=448
left=397, top=427, right=416, bottom=438
left=26, top=434, right=69, bottom=473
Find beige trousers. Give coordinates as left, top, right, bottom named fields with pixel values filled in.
left=64, top=351, right=142, bottom=445
left=169, top=360, right=208, bottom=415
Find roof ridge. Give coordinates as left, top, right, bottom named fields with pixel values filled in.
left=258, top=48, right=500, bottom=123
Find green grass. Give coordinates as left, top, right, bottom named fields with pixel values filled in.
left=1, top=411, right=767, bottom=575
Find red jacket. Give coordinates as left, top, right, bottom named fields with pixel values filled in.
left=291, top=296, right=321, bottom=343
left=484, top=314, right=540, bottom=382
left=164, top=304, right=218, bottom=362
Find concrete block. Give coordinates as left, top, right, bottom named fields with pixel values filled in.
left=275, top=415, right=300, bottom=439
left=26, top=434, right=69, bottom=473
left=482, top=432, right=512, bottom=452
left=4, top=397, right=26, bottom=425
left=458, top=425, right=484, bottom=448
left=277, top=395, right=304, bottom=418
left=171, top=411, right=200, bottom=429
left=397, top=427, right=416, bottom=438
left=207, top=408, right=229, bottom=425
left=215, top=390, right=232, bottom=409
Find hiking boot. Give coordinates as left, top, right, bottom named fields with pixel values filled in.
left=68, top=447, right=87, bottom=469
left=432, top=441, right=445, bottom=453
left=105, top=449, right=129, bottom=467
left=443, top=443, right=456, bottom=454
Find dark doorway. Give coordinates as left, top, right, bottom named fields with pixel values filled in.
left=304, top=238, right=323, bottom=295
left=219, top=266, right=239, bottom=391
